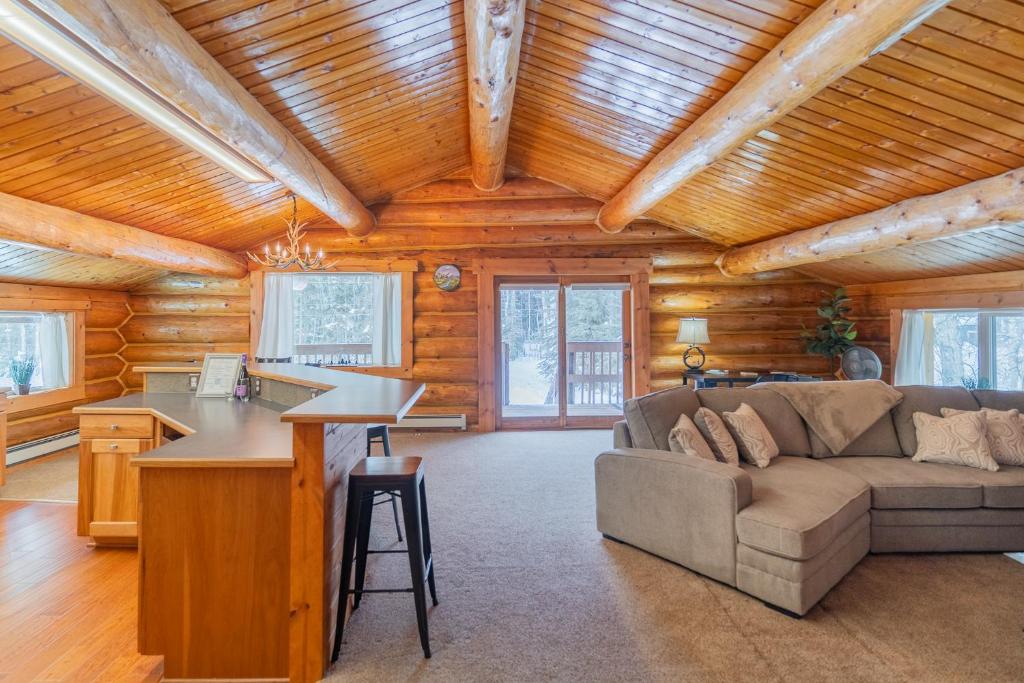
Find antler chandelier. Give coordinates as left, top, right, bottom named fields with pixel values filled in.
left=247, top=195, right=335, bottom=271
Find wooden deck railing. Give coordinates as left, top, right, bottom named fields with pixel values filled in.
left=293, top=343, right=372, bottom=366
left=500, top=340, right=624, bottom=407
left=567, top=341, right=623, bottom=407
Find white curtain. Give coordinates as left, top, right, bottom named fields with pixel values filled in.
left=894, top=310, right=926, bottom=386
left=371, top=272, right=402, bottom=366
left=38, top=313, right=70, bottom=389
left=256, top=273, right=295, bottom=361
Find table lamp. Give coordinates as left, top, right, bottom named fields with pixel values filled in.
left=676, top=318, right=710, bottom=371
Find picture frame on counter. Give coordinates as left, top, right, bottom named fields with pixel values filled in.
left=196, top=353, right=243, bottom=398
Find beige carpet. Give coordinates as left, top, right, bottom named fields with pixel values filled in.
left=0, top=447, right=78, bottom=502
left=327, top=430, right=1024, bottom=683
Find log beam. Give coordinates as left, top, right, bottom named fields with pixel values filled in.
left=21, top=0, right=376, bottom=235
left=716, top=168, right=1024, bottom=276
left=594, top=0, right=950, bottom=233
left=372, top=196, right=601, bottom=225
left=0, top=191, right=247, bottom=279
left=465, top=0, right=526, bottom=191
left=304, top=222, right=692, bottom=253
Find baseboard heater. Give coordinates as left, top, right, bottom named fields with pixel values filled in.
left=393, top=414, right=466, bottom=430
left=7, top=430, right=79, bottom=467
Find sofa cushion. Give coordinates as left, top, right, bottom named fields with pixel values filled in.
left=872, top=507, right=1024, bottom=527
left=973, top=389, right=1024, bottom=412
left=809, top=412, right=903, bottom=458
left=623, top=386, right=700, bottom=451
left=667, top=413, right=716, bottom=461
left=694, top=407, right=740, bottom=465
left=723, top=402, right=779, bottom=468
left=891, top=386, right=980, bottom=456
left=911, top=411, right=999, bottom=472
left=735, top=456, right=870, bottom=561
left=942, top=407, right=1024, bottom=467
left=963, top=466, right=1024, bottom=508
left=697, top=388, right=811, bottom=457
left=822, top=456, right=983, bottom=509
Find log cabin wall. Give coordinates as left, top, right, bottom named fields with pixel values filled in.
left=2, top=284, right=130, bottom=447
left=116, top=180, right=834, bottom=429
left=120, top=274, right=251, bottom=393
left=846, top=270, right=1024, bottom=384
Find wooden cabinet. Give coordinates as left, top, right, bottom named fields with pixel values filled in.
left=78, top=413, right=155, bottom=546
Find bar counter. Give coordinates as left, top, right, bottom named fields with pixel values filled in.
left=73, top=363, right=425, bottom=683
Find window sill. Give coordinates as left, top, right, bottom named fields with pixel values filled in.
left=6, top=385, right=86, bottom=415
left=330, top=365, right=413, bottom=380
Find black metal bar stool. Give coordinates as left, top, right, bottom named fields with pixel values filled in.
left=367, top=424, right=403, bottom=541
left=332, top=456, right=438, bottom=662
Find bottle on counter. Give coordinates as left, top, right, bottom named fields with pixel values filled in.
left=236, top=353, right=250, bottom=401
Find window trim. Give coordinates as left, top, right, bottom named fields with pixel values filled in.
left=2, top=299, right=87, bottom=414
left=249, top=261, right=416, bottom=379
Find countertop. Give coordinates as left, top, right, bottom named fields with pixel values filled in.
left=75, top=393, right=295, bottom=467
left=74, top=363, right=425, bottom=468
left=133, top=362, right=425, bottom=424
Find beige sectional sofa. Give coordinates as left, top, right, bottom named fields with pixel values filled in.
left=596, top=385, right=1024, bottom=616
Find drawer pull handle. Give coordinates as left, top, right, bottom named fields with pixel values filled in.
left=109, top=443, right=119, bottom=450
left=109, top=424, right=119, bottom=431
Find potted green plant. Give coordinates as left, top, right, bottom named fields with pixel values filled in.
left=10, top=358, right=36, bottom=395
left=800, top=288, right=857, bottom=375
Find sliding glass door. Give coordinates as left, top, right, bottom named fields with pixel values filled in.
left=497, top=277, right=630, bottom=429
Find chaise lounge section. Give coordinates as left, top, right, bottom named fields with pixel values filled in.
left=596, top=384, right=1024, bottom=616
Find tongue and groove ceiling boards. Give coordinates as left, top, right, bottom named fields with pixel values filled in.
left=508, top=0, right=1024, bottom=281
left=0, top=0, right=1021, bottom=289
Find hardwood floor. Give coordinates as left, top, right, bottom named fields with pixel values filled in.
left=0, top=500, right=162, bottom=682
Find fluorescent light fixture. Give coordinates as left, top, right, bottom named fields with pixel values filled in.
left=0, top=0, right=272, bottom=184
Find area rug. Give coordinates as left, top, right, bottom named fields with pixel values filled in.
left=326, top=430, right=1024, bottom=683
left=0, top=448, right=78, bottom=502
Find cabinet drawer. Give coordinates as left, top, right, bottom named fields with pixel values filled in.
left=90, top=438, right=150, bottom=454
left=80, top=414, right=154, bottom=438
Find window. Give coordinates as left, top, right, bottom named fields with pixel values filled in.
left=0, top=311, right=71, bottom=392
left=896, top=309, right=1024, bottom=389
left=292, top=274, right=376, bottom=365
left=254, top=270, right=409, bottom=369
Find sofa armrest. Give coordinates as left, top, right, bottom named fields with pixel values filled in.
left=595, top=448, right=752, bottom=586
left=612, top=420, right=633, bottom=448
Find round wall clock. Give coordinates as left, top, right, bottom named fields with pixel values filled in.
left=433, top=264, right=461, bottom=292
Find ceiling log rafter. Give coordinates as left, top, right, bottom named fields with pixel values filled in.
left=716, top=167, right=1024, bottom=276
left=593, top=0, right=952, bottom=234
left=0, top=190, right=247, bottom=278
left=16, top=0, right=377, bottom=235
left=465, top=0, right=527, bottom=191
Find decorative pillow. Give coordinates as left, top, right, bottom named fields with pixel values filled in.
left=941, top=407, right=1024, bottom=467
left=912, top=411, right=999, bottom=472
left=694, top=407, right=740, bottom=466
left=667, top=413, right=716, bottom=461
left=722, top=403, right=779, bottom=469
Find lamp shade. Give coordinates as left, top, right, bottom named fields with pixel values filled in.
left=676, top=318, right=710, bottom=345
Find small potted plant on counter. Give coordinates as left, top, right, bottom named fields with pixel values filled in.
left=10, top=358, right=36, bottom=395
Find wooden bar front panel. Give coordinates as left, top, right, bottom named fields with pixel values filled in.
left=290, top=422, right=366, bottom=683
left=138, top=466, right=291, bottom=679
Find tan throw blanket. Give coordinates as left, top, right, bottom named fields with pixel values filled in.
left=752, top=380, right=903, bottom=455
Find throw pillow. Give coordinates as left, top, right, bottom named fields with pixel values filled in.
left=912, top=411, right=999, bottom=472
left=667, top=413, right=716, bottom=461
left=694, top=407, right=740, bottom=466
left=722, top=402, right=779, bottom=469
left=941, top=407, right=1024, bottom=467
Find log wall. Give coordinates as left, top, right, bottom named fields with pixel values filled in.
left=120, top=274, right=251, bottom=392
left=3, top=284, right=130, bottom=447
left=117, top=247, right=831, bottom=429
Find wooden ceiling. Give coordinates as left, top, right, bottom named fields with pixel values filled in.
left=0, top=0, right=1022, bottom=288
